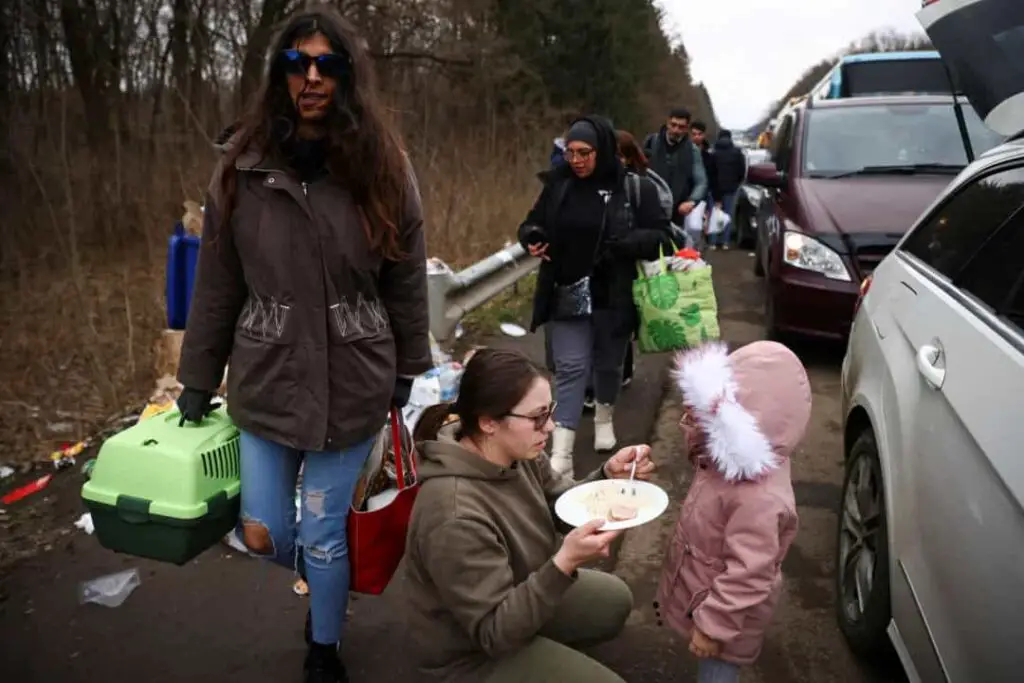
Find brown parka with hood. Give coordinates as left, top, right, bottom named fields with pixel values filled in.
left=177, top=136, right=432, bottom=452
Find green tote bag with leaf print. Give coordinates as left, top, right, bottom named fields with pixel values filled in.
left=632, top=247, right=721, bottom=354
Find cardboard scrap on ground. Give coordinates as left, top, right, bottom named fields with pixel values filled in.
left=152, top=329, right=227, bottom=399
left=154, top=330, right=185, bottom=380
left=182, top=201, right=203, bottom=237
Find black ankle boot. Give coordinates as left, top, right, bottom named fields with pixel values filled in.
left=304, top=608, right=312, bottom=645
left=304, top=642, right=348, bottom=683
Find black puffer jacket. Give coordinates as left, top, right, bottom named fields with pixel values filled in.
left=713, top=135, right=747, bottom=196
left=517, top=116, right=673, bottom=334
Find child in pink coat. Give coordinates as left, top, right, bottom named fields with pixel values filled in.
left=655, top=341, right=812, bottom=682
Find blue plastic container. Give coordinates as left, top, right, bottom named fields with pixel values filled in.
left=166, top=221, right=201, bottom=330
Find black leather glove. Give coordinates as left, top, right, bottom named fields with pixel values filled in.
left=177, top=387, right=216, bottom=426
left=392, top=376, right=414, bottom=409
left=521, top=224, right=548, bottom=246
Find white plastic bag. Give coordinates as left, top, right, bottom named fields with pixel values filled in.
left=707, top=205, right=731, bottom=236
left=683, top=201, right=706, bottom=236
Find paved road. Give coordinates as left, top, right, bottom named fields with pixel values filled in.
left=0, top=251, right=903, bottom=682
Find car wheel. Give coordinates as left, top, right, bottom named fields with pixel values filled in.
left=835, top=431, right=893, bottom=658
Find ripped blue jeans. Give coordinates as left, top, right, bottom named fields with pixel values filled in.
left=238, top=430, right=373, bottom=646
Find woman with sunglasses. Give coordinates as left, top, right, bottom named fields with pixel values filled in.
left=175, top=6, right=430, bottom=683
left=518, top=116, right=672, bottom=476
left=405, top=347, right=655, bottom=682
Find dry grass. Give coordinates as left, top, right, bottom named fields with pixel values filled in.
left=0, top=135, right=547, bottom=466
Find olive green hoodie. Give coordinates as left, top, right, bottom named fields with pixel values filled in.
left=403, top=423, right=606, bottom=682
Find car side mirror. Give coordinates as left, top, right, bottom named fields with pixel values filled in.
left=747, top=162, right=786, bottom=189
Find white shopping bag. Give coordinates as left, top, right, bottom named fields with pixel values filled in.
left=707, top=205, right=731, bottom=236
left=683, top=201, right=707, bottom=243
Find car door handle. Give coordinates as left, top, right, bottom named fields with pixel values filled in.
left=916, top=344, right=946, bottom=389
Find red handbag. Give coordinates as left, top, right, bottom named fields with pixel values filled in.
left=348, top=407, right=420, bottom=595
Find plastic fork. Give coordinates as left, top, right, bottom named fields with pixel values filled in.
left=620, top=447, right=639, bottom=497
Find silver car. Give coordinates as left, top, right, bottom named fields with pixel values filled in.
left=837, top=1, right=1024, bottom=680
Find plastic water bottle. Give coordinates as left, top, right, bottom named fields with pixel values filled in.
left=436, top=363, right=463, bottom=402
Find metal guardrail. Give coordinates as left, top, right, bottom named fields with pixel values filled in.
left=427, top=242, right=540, bottom=341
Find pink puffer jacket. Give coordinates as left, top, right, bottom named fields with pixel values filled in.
left=655, top=341, right=811, bottom=665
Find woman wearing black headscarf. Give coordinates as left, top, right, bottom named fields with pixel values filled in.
left=518, top=116, right=672, bottom=475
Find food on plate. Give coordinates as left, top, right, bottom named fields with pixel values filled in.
left=608, top=504, right=638, bottom=521
left=582, top=486, right=647, bottom=523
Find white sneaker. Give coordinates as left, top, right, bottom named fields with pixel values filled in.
left=223, top=528, right=250, bottom=554
left=594, top=403, right=617, bottom=452
left=550, top=426, right=576, bottom=477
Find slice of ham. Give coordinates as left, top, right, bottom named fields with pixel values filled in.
left=608, top=504, right=638, bottom=521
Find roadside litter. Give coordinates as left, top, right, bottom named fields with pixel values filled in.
left=50, top=440, right=86, bottom=471
left=499, top=322, right=527, bottom=337
left=74, top=512, right=94, bottom=535
left=2, top=474, right=53, bottom=505
left=81, top=458, right=96, bottom=479
left=79, top=568, right=140, bottom=608
left=401, top=333, right=465, bottom=432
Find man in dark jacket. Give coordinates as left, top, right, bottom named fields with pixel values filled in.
left=643, top=107, right=708, bottom=224
left=708, top=129, right=747, bottom=250
left=691, top=121, right=718, bottom=202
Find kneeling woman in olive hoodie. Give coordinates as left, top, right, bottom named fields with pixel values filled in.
left=404, top=347, right=656, bottom=682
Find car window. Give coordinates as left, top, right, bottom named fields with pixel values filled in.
left=841, top=58, right=950, bottom=97
left=902, top=166, right=1024, bottom=282
left=772, top=114, right=795, bottom=172
left=955, top=198, right=1024, bottom=330
left=1005, top=271, right=1024, bottom=332
left=802, top=103, right=1004, bottom=176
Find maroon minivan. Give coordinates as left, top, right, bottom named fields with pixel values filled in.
left=747, top=93, right=1004, bottom=341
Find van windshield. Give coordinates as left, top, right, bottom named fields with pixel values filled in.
left=802, top=103, right=1005, bottom=177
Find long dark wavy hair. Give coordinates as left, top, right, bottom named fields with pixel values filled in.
left=615, top=129, right=650, bottom=173
left=215, top=5, right=408, bottom=260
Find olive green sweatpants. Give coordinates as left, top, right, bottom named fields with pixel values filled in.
left=484, top=569, right=633, bottom=683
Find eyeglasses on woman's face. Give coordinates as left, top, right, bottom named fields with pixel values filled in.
left=505, top=401, right=557, bottom=431
left=562, top=147, right=595, bottom=163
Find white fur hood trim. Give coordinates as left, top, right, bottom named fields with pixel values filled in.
left=673, top=342, right=777, bottom=481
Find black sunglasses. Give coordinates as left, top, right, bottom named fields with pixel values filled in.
left=506, top=402, right=557, bottom=431
left=279, top=49, right=351, bottom=80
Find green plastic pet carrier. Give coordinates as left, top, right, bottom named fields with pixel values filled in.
left=81, top=404, right=241, bottom=565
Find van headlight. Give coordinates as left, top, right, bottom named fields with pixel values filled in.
left=783, top=230, right=851, bottom=281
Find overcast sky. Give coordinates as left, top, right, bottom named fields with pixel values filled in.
left=658, top=0, right=929, bottom=129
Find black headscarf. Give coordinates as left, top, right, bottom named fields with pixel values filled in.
left=559, top=115, right=623, bottom=186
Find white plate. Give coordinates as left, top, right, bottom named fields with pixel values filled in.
left=554, top=479, right=670, bottom=531
left=499, top=322, right=527, bottom=337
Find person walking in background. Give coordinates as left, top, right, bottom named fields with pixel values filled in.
left=643, top=107, right=708, bottom=235
left=690, top=121, right=717, bottom=251
left=708, top=129, right=746, bottom=250
left=542, top=127, right=639, bottom=396
left=518, top=116, right=672, bottom=475
left=690, top=121, right=717, bottom=204
left=538, top=130, right=569, bottom=184
left=176, top=6, right=431, bottom=682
